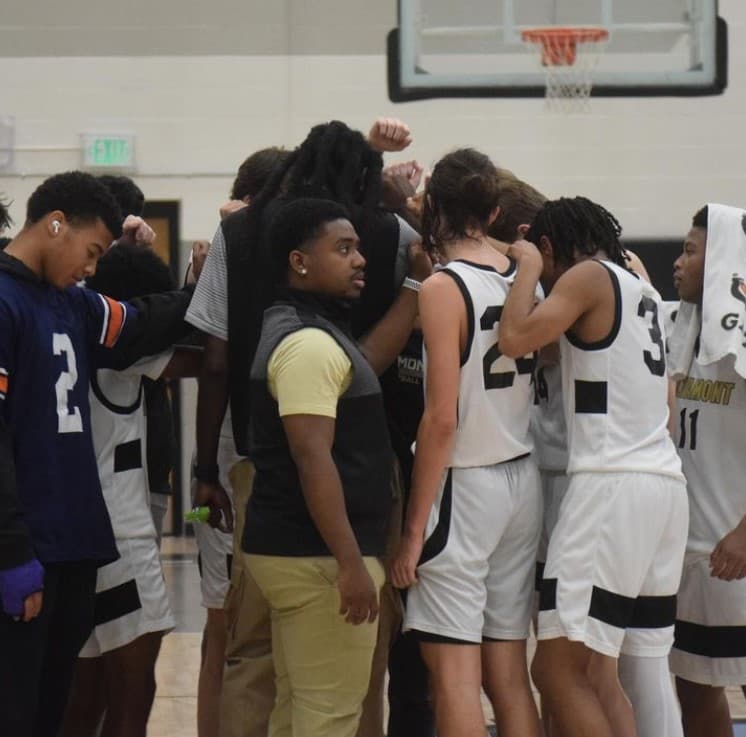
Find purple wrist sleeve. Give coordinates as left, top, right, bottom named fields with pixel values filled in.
left=0, top=558, right=44, bottom=617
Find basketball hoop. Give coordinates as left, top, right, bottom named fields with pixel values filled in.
left=521, top=27, right=609, bottom=111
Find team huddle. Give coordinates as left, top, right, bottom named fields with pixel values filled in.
left=0, top=118, right=744, bottom=737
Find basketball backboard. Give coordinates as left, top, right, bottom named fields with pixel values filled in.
left=388, top=0, right=727, bottom=101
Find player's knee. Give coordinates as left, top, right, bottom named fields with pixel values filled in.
left=530, top=647, right=554, bottom=695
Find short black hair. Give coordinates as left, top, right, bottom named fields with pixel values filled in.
left=268, top=198, right=350, bottom=285
left=98, top=175, right=145, bottom=217
left=692, top=206, right=708, bottom=230
left=0, top=237, right=11, bottom=251
left=231, top=147, right=291, bottom=201
left=26, top=171, right=123, bottom=240
left=0, top=196, right=12, bottom=233
left=422, top=148, right=501, bottom=250
left=86, top=242, right=176, bottom=301
left=525, top=196, right=627, bottom=269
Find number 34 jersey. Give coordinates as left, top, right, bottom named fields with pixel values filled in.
left=560, top=260, right=683, bottom=480
left=433, top=259, right=538, bottom=468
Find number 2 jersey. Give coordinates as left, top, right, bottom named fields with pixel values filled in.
left=431, top=259, right=537, bottom=468
left=560, top=260, right=683, bottom=480
left=0, top=251, right=190, bottom=569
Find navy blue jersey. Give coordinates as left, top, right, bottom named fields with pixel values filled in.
left=0, top=255, right=136, bottom=566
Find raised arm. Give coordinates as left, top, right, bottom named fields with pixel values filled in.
left=357, top=240, right=432, bottom=375
left=498, top=241, right=601, bottom=359
left=367, top=117, right=413, bottom=153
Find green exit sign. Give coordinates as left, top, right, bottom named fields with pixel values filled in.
left=81, top=133, right=135, bottom=171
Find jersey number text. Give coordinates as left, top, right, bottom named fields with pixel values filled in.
left=638, top=297, right=666, bottom=377
left=53, top=333, right=83, bottom=434
left=480, top=306, right=535, bottom=389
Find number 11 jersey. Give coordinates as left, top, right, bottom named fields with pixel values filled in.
left=432, top=259, right=537, bottom=468
left=560, top=260, right=683, bottom=479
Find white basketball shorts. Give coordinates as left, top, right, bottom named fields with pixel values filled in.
left=537, top=471, right=688, bottom=658
left=670, top=552, right=746, bottom=686
left=79, top=537, right=174, bottom=657
left=403, top=455, right=542, bottom=643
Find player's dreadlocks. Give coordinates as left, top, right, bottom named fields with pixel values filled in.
left=231, top=119, right=383, bottom=324
left=233, top=120, right=383, bottom=282
left=247, top=120, right=382, bottom=224
left=525, top=196, right=627, bottom=269
left=224, top=121, right=387, bottom=454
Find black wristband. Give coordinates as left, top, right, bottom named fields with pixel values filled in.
left=193, top=464, right=220, bottom=484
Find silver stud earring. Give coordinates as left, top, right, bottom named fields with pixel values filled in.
left=299, top=267, right=307, bottom=275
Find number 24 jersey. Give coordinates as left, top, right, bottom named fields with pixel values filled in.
left=430, top=259, right=538, bottom=468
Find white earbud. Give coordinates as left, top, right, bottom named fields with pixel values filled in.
left=52, top=220, right=61, bottom=234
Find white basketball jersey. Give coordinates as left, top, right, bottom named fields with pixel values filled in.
left=428, top=259, right=536, bottom=468
left=674, top=354, right=746, bottom=553
left=531, top=363, right=569, bottom=472
left=560, top=260, right=683, bottom=479
left=89, top=351, right=173, bottom=539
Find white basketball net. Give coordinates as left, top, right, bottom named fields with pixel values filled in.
left=522, top=28, right=609, bottom=112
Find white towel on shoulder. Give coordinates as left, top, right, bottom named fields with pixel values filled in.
left=668, top=203, right=746, bottom=380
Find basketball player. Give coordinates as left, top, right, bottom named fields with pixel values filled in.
left=96, top=174, right=177, bottom=545
left=489, top=176, right=672, bottom=737
left=0, top=171, right=194, bottom=737
left=60, top=242, right=201, bottom=737
left=499, top=196, right=688, bottom=737
left=668, top=205, right=746, bottom=737
left=391, top=148, right=543, bottom=737
left=188, top=147, right=291, bottom=737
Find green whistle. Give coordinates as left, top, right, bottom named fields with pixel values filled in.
left=185, top=506, right=211, bottom=523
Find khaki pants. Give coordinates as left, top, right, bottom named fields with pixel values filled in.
left=219, top=461, right=275, bottom=737
left=219, top=460, right=400, bottom=737
left=246, top=555, right=385, bottom=737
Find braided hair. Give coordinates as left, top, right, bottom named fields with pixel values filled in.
left=525, top=196, right=627, bottom=269
left=245, top=121, right=382, bottom=225
left=233, top=119, right=383, bottom=312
